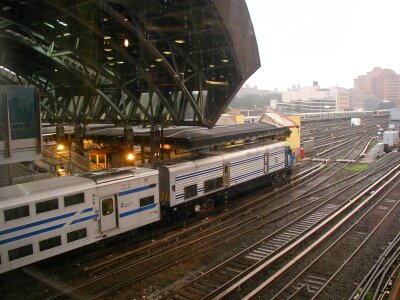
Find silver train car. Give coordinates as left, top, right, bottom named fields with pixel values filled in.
left=0, top=142, right=293, bottom=274
left=300, top=111, right=376, bottom=121
left=0, top=167, right=160, bottom=274
left=159, top=142, right=292, bottom=217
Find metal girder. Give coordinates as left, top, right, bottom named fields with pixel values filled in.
left=0, top=0, right=260, bottom=128
left=96, top=1, right=204, bottom=125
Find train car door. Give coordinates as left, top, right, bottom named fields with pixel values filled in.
left=100, top=196, right=118, bottom=232
left=223, top=163, right=230, bottom=187
left=264, top=153, right=269, bottom=173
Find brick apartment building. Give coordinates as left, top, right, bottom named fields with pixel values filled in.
left=354, top=67, right=400, bottom=107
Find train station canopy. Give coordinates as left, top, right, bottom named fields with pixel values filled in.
left=0, top=0, right=260, bottom=128
left=85, top=122, right=291, bottom=150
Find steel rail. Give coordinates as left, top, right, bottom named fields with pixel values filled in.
left=270, top=179, right=400, bottom=300
left=218, top=167, right=400, bottom=299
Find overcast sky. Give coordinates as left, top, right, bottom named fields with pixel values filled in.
left=244, top=0, right=400, bottom=91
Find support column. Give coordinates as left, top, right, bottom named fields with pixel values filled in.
left=55, top=124, right=65, bottom=145
left=124, top=125, right=134, bottom=166
left=74, top=124, right=84, bottom=155
left=141, top=144, right=145, bottom=164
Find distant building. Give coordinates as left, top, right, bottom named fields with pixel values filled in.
left=237, top=84, right=272, bottom=97
left=282, top=81, right=333, bottom=103
left=348, top=89, right=378, bottom=111
left=333, top=87, right=350, bottom=111
left=354, top=67, right=400, bottom=108
left=279, top=82, right=349, bottom=113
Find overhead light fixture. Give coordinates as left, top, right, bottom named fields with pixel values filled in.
left=155, top=58, right=163, bottom=62
left=209, top=64, right=215, bottom=68
left=106, top=56, right=114, bottom=60
left=205, top=80, right=229, bottom=86
left=127, top=153, right=134, bottom=161
left=123, top=38, right=129, bottom=47
left=57, top=19, right=68, bottom=26
left=63, top=32, right=71, bottom=36
left=162, top=50, right=173, bottom=55
left=149, top=64, right=156, bottom=68
left=174, top=39, right=185, bottom=44
left=108, top=61, right=115, bottom=66
left=56, top=144, right=65, bottom=151
left=104, top=47, right=113, bottom=52
left=116, top=61, right=124, bottom=64
left=103, top=35, right=112, bottom=40
left=44, top=22, right=55, bottom=29
left=222, top=59, right=229, bottom=63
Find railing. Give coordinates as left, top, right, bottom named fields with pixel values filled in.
left=42, top=147, right=104, bottom=174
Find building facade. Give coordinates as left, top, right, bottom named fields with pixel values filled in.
left=279, top=82, right=350, bottom=113
left=354, top=67, right=400, bottom=108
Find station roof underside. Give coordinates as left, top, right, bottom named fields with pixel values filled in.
left=0, top=0, right=260, bottom=128
left=86, top=123, right=291, bottom=149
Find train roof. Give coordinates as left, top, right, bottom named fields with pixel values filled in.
left=158, top=141, right=287, bottom=170
left=82, top=167, right=158, bottom=184
left=0, top=167, right=158, bottom=207
left=0, top=176, right=96, bottom=207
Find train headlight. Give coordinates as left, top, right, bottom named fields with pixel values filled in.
left=127, top=153, right=134, bottom=161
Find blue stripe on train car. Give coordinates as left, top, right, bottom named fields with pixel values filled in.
left=176, top=166, right=222, bottom=181
left=119, top=203, right=157, bottom=218
left=80, top=207, right=94, bottom=214
left=230, top=169, right=264, bottom=182
left=0, top=212, right=77, bottom=236
left=118, top=185, right=152, bottom=196
left=70, top=214, right=99, bottom=225
left=0, top=223, right=65, bottom=245
left=230, top=156, right=263, bottom=167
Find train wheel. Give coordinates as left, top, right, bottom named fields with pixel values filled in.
left=204, top=199, right=215, bottom=213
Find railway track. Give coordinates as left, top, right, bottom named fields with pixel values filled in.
left=158, top=158, right=400, bottom=300
left=269, top=177, right=400, bottom=299
left=7, top=154, right=399, bottom=300
left=2, top=120, right=395, bottom=300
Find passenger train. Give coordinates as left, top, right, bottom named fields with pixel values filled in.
left=300, top=110, right=389, bottom=121
left=0, top=141, right=293, bottom=274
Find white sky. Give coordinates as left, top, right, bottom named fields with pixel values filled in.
left=244, top=0, right=400, bottom=91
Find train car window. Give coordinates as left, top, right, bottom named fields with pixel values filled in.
left=67, top=228, right=87, bottom=243
left=4, top=205, right=30, bottom=221
left=140, top=195, right=155, bottom=207
left=215, top=177, right=223, bottom=189
left=204, top=177, right=223, bottom=193
left=102, top=198, right=114, bottom=216
left=184, top=184, right=197, bottom=199
left=204, top=179, right=214, bottom=193
left=8, top=244, right=33, bottom=261
left=39, top=236, right=62, bottom=251
left=36, top=199, right=59, bottom=214
left=64, top=193, right=85, bottom=207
